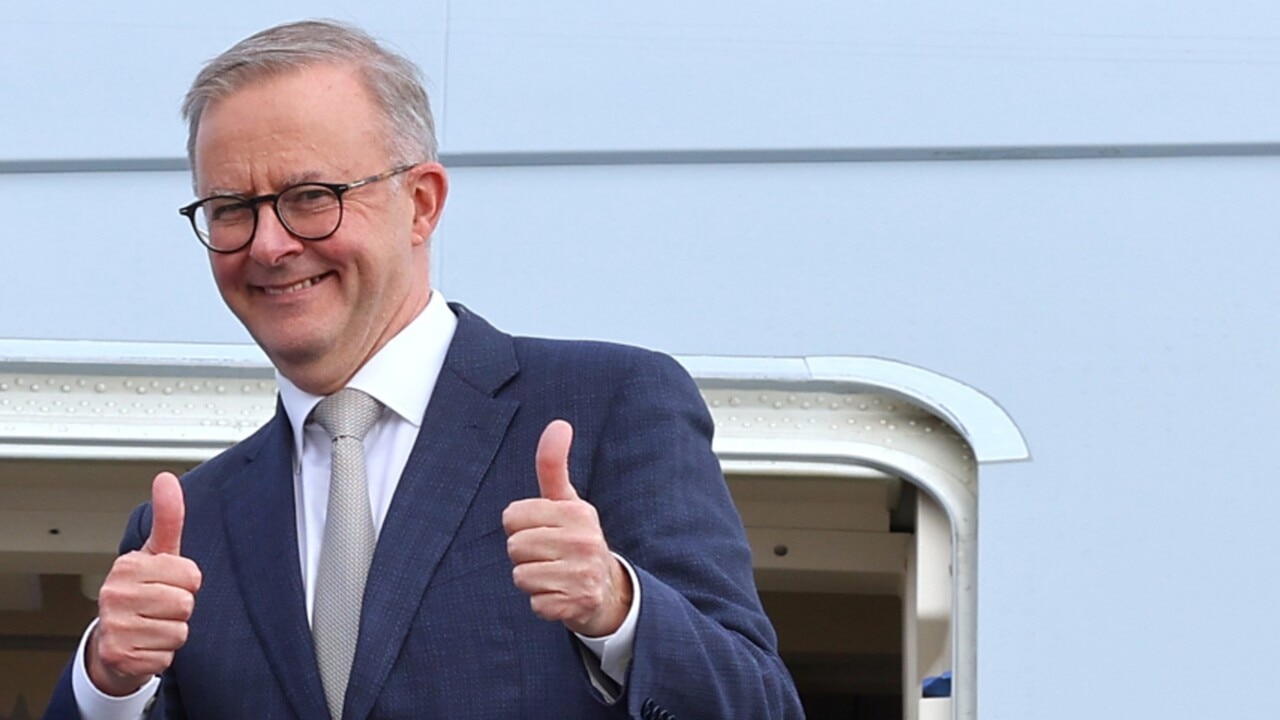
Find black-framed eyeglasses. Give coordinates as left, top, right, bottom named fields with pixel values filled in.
left=178, top=164, right=418, bottom=254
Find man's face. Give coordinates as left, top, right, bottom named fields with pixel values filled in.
left=193, top=64, right=446, bottom=394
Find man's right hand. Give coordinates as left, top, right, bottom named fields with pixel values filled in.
left=87, top=472, right=202, bottom=696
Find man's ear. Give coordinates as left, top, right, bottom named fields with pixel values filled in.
left=409, top=162, right=449, bottom=246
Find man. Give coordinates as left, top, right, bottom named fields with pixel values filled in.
left=45, top=19, right=802, bottom=720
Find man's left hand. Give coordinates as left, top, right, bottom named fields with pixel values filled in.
left=503, top=419, right=632, bottom=637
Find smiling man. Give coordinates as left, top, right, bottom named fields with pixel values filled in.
left=44, top=19, right=802, bottom=720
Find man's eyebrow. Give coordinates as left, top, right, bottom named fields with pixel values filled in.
left=281, top=170, right=327, bottom=186
left=203, top=171, right=328, bottom=198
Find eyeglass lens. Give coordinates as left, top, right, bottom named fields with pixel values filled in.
left=194, top=184, right=343, bottom=251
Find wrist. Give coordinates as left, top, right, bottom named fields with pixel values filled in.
left=86, top=626, right=149, bottom=697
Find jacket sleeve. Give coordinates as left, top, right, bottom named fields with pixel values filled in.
left=584, top=350, right=804, bottom=719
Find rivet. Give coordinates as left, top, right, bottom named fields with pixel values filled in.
left=711, top=400, right=721, bottom=407
left=95, top=383, right=107, bottom=393
left=758, top=394, right=769, bottom=403
left=858, top=403, right=868, bottom=411
left=773, top=401, right=783, bottom=409
left=163, top=387, right=174, bottom=395
left=787, top=395, right=797, bottom=403
left=773, top=544, right=789, bottom=557
left=14, top=378, right=25, bottom=386
left=137, top=387, right=148, bottom=395
left=242, top=385, right=253, bottom=393
left=924, top=427, right=933, bottom=433
left=801, top=402, right=811, bottom=409
left=77, top=378, right=87, bottom=387
left=30, top=384, right=41, bottom=393
left=815, top=396, right=824, bottom=404
left=61, top=385, right=72, bottom=393
left=830, top=403, right=840, bottom=410
left=123, top=380, right=134, bottom=388
left=888, top=424, right=897, bottom=430
left=728, top=396, right=740, bottom=406
left=0, top=383, right=8, bottom=391
left=216, top=386, right=227, bottom=394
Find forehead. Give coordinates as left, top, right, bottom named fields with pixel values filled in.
left=193, top=63, right=388, bottom=193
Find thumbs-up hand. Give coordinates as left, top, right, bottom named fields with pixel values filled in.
left=88, top=472, right=203, bottom=696
left=503, top=420, right=632, bottom=637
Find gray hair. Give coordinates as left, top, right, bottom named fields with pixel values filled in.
left=181, top=19, right=437, bottom=174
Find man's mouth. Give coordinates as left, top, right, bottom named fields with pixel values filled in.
left=261, top=272, right=333, bottom=296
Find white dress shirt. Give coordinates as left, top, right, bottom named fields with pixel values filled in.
left=72, top=293, right=639, bottom=718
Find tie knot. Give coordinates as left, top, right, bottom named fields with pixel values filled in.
left=311, top=388, right=382, bottom=441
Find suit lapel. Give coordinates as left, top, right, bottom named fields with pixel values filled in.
left=222, top=412, right=330, bottom=720
left=344, top=306, right=520, bottom=720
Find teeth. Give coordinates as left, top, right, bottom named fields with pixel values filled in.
left=264, top=275, right=322, bottom=296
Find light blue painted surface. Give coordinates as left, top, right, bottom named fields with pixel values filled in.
left=3, top=3, right=1279, bottom=718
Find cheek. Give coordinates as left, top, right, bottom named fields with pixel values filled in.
left=208, top=256, right=243, bottom=299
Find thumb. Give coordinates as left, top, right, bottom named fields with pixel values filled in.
left=145, top=472, right=185, bottom=556
left=535, top=419, right=578, bottom=501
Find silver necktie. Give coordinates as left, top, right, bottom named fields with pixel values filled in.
left=310, top=388, right=382, bottom=719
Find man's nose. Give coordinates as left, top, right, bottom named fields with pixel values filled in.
left=247, top=202, right=305, bottom=266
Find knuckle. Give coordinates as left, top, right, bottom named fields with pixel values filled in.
left=186, top=564, right=204, bottom=592
left=177, top=592, right=197, bottom=619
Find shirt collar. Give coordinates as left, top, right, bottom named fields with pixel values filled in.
left=276, top=292, right=458, bottom=463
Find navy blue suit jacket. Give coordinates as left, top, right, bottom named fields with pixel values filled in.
left=47, top=306, right=802, bottom=719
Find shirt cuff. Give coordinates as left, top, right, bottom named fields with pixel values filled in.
left=71, top=618, right=161, bottom=720
left=574, top=552, right=641, bottom=688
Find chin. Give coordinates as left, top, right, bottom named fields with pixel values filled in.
left=254, top=332, right=333, bottom=372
